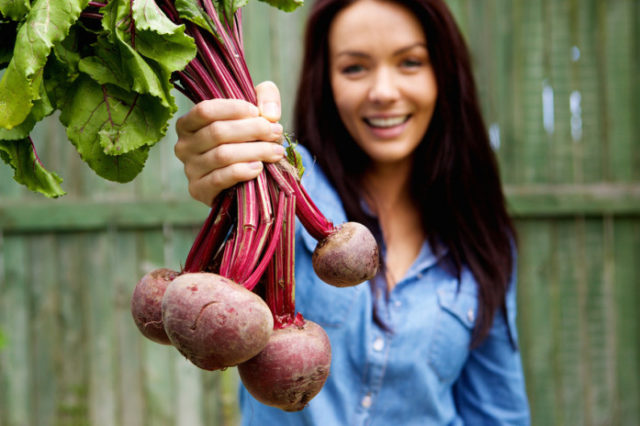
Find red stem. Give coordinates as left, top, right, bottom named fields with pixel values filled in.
left=282, top=193, right=296, bottom=317
left=242, top=191, right=286, bottom=291
left=228, top=180, right=258, bottom=281
left=285, top=172, right=335, bottom=240
left=183, top=190, right=235, bottom=272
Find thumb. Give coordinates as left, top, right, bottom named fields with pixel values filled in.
left=255, top=81, right=281, bottom=123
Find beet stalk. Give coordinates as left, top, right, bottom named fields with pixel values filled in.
left=238, top=185, right=331, bottom=411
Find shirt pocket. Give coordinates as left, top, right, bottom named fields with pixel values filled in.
left=427, top=287, right=477, bottom=383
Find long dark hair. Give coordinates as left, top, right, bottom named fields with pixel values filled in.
left=294, top=0, right=517, bottom=347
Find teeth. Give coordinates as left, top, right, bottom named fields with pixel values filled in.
left=366, top=115, right=408, bottom=128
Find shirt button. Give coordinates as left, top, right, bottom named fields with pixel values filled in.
left=467, top=308, right=475, bottom=323
left=394, top=300, right=402, bottom=308
left=372, top=337, right=385, bottom=352
left=361, top=394, right=372, bottom=408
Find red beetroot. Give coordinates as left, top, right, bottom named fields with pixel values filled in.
left=312, top=222, right=379, bottom=287
left=162, top=272, right=273, bottom=370
left=238, top=319, right=331, bottom=412
left=130, top=268, right=178, bottom=345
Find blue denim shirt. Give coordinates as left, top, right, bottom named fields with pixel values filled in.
left=239, top=147, right=530, bottom=425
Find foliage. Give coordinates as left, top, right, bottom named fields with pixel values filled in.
left=0, top=0, right=301, bottom=197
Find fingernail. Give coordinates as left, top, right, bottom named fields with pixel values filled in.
left=262, top=102, right=279, bottom=118
left=249, top=161, right=262, bottom=170
left=272, top=144, right=285, bottom=156
left=271, top=122, right=283, bottom=135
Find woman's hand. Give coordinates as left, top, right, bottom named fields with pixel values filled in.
left=174, top=81, right=285, bottom=206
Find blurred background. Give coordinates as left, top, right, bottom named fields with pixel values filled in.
left=0, top=0, right=638, bottom=424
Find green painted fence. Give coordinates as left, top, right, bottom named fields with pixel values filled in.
left=1, top=0, right=638, bottom=424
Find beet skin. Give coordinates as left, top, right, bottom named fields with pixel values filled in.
left=131, top=268, right=178, bottom=345
left=162, top=272, right=273, bottom=371
left=238, top=319, right=331, bottom=411
left=312, top=221, right=379, bottom=287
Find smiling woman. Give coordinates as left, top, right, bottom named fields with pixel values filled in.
left=174, top=0, right=531, bottom=424
left=328, top=0, right=438, bottom=169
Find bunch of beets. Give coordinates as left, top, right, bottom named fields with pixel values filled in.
left=125, top=0, right=380, bottom=412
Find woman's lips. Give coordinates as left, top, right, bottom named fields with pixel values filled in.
left=363, top=114, right=411, bottom=138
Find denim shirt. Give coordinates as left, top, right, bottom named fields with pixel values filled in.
left=239, top=147, right=530, bottom=425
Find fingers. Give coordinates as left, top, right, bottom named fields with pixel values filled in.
left=183, top=141, right=285, bottom=183
left=176, top=99, right=259, bottom=135
left=187, top=140, right=285, bottom=206
left=188, top=161, right=264, bottom=206
left=175, top=82, right=285, bottom=206
left=175, top=115, right=282, bottom=161
left=255, top=81, right=282, bottom=123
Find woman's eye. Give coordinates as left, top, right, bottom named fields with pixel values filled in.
left=341, top=64, right=365, bottom=75
left=401, top=58, right=424, bottom=68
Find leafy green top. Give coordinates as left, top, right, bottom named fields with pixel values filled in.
left=0, top=0, right=303, bottom=197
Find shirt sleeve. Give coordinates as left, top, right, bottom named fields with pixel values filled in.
left=453, top=267, right=531, bottom=425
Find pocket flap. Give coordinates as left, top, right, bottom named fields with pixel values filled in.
left=436, top=288, right=477, bottom=330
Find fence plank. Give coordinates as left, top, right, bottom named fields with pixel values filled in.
left=516, top=219, right=557, bottom=424
left=0, top=236, right=32, bottom=426
left=86, top=232, right=118, bottom=426
left=56, top=234, right=90, bottom=423
left=613, top=219, right=640, bottom=425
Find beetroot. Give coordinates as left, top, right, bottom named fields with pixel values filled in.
left=312, top=222, right=379, bottom=287
left=238, top=319, right=331, bottom=412
left=130, top=268, right=178, bottom=345
left=162, top=272, right=273, bottom=370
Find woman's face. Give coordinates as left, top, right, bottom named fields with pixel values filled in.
left=328, top=0, right=438, bottom=169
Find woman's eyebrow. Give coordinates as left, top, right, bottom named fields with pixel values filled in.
left=393, top=42, right=428, bottom=56
left=334, top=42, right=427, bottom=59
left=334, top=50, right=371, bottom=59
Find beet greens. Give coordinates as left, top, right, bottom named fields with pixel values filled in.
left=2, top=0, right=379, bottom=411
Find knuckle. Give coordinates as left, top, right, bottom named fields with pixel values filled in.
left=192, top=101, right=211, bottom=120
left=207, top=170, right=226, bottom=190
left=206, top=121, right=225, bottom=142
left=211, top=144, right=232, bottom=166
left=174, top=140, right=186, bottom=160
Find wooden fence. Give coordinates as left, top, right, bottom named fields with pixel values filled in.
left=1, top=0, right=638, bottom=425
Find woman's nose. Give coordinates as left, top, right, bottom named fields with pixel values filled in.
left=368, top=68, right=400, bottom=104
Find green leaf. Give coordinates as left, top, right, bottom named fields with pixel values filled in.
left=52, top=25, right=83, bottom=74
left=100, top=0, right=175, bottom=108
left=284, top=133, right=304, bottom=179
left=0, top=0, right=88, bottom=129
left=59, top=74, right=164, bottom=181
left=78, top=37, right=133, bottom=91
left=0, top=137, right=65, bottom=197
left=0, top=95, right=53, bottom=140
left=220, top=0, right=248, bottom=21
left=0, top=0, right=31, bottom=21
left=257, top=0, right=303, bottom=13
left=174, top=0, right=220, bottom=40
left=131, top=0, right=196, bottom=72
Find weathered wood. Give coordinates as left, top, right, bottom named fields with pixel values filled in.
left=0, top=235, right=31, bottom=426
left=516, top=220, right=556, bottom=425
left=0, top=1, right=638, bottom=425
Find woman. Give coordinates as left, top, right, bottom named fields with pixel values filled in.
left=174, top=0, right=530, bottom=424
